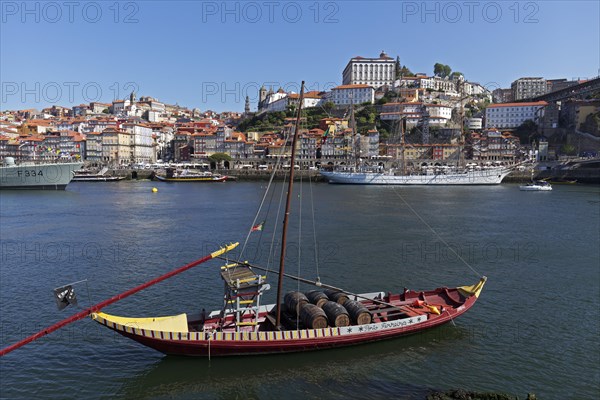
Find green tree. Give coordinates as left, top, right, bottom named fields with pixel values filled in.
left=395, top=56, right=401, bottom=79
left=208, top=152, right=232, bottom=163
left=434, top=63, right=452, bottom=78
left=561, top=144, right=577, bottom=156
left=444, top=65, right=452, bottom=77
left=400, top=66, right=415, bottom=77
left=434, top=63, right=444, bottom=77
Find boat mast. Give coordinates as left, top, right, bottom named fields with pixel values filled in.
left=400, top=117, right=406, bottom=175
left=275, top=81, right=305, bottom=328
left=350, top=98, right=358, bottom=169
left=459, top=79, right=465, bottom=169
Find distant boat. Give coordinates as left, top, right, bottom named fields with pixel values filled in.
left=519, top=180, right=553, bottom=191
left=321, top=167, right=512, bottom=185
left=155, top=167, right=228, bottom=182
left=0, top=157, right=83, bottom=190
left=520, top=169, right=553, bottom=191
left=72, top=167, right=125, bottom=182
left=320, top=99, right=514, bottom=185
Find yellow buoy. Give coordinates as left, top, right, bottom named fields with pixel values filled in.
left=152, top=187, right=158, bottom=193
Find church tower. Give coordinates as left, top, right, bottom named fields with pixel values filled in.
left=258, top=86, right=268, bottom=111
left=259, top=86, right=267, bottom=103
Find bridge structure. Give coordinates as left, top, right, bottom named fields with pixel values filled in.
left=520, top=76, right=600, bottom=103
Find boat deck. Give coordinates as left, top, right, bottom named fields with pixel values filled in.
left=189, top=286, right=468, bottom=333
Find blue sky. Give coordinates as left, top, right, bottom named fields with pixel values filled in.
left=1, top=0, right=598, bottom=112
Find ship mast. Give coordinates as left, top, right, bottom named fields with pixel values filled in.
left=459, top=79, right=465, bottom=168
left=400, top=117, right=406, bottom=175
left=275, top=81, right=305, bottom=328
left=350, top=97, right=359, bottom=169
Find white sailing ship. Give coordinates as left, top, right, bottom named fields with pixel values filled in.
left=320, top=95, right=514, bottom=185
left=320, top=166, right=512, bottom=185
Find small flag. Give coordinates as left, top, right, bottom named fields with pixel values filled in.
left=53, top=285, right=78, bottom=311
left=251, top=221, right=265, bottom=232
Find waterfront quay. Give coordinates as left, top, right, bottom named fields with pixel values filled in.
left=99, top=167, right=325, bottom=182
left=102, top=166, right=538, bottom=183
left=95, top=160, right=600, bottom=184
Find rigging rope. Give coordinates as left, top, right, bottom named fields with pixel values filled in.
left=237, top=123, right=296, bottom=275
left=266, top=171, right=288, bottom=274
left=391, top=187, right=482, bottom=278
left=238, top=155, right=283, bottom=261
left=296, top=172, right=303, bottom=327
left=309, top=171, right=320, bottom=281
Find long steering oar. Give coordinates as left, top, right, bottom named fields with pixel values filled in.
left=0, top=243, right=238, bottom=357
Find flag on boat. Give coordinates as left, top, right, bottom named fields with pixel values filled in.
left=251, top=221, right=265, bottom=232
left=53, top=285, right=78, bottom=311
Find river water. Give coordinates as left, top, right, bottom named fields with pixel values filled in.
left=0, top=181, right=598, bottom=399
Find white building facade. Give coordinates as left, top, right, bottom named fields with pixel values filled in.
left=467, top=118, right=483, bottom=130
left=380, top=102, right=452, bottom=127
left=511, top=77, right=547, bottom=100
left=419, top=76, right=458, bottom=93
left=342, top=51, right=396, bottom=88
left=327, top=84, right=375, bottom=106
left=485, top=101, right=547, bottom=129
left=122, top=122, right=155, bottom=163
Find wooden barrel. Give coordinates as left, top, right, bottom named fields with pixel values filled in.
left=305, top=290, right=329, bottom=307
left=284, top=291, right=308, bottom=315
left=300, top=304, right=328, bottom=329
left=322, top=301, right=350, bottom=327
left=324, top=289, right=349, bottom=305
left=343, top=299, right=372, bottom=325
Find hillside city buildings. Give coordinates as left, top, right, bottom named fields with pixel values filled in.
left=1, top=51, right=597, bottom=167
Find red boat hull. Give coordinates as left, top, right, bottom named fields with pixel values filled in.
left=92, top=280, right=485, bottom=357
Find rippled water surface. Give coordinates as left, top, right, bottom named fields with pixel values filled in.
left=1, top=181, right=599, bottom=399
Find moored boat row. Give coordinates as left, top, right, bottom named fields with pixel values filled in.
left=72, top=167, right=125, bottom=182
left=154, top=167, right=231, bottom=182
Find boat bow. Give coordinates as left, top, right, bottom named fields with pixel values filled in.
left=458, top=276, right=487, bottom=298
left=91, top=312, right=189, bottom=333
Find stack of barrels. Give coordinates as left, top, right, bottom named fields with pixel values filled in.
left=284, top=289, right=372, bottom=329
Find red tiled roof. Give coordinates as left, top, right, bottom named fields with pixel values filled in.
left=333, top=84, right=373, bottom=90
left=488, top=101, right=547, bottom=108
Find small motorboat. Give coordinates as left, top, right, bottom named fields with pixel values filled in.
left=519, top=180, right=552, bottom=191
